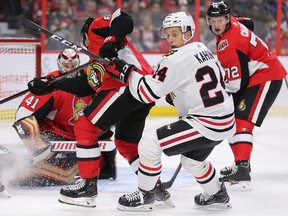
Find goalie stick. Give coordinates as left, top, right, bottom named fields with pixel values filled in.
left=0, top=60, right=96, bottom=105
left=9, top=0, right=109, bottom=65
left=162, top=163, right=182, bottom=189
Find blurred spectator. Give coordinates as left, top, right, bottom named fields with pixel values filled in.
left=96, top=0, right=115, bottom=17
left=33, top=0, right=55, bottom=25
left=139, top=15, right=161, bottom=51
left=126, top=0, right=145, bottom=28
left=128, top=27, right=145, bottom=51
left=46, top=0, right=76, bottom=50
left=198, top=17, right=216, bottom=52
left=148, top=2, right=166, bottom=30
left=270, top=0, right=288, bottom=23
left=248, top=3, right=269, bottom=39
left=73, top=0, right=98, bottom=45
left=77, top=0, right=98, bottom=18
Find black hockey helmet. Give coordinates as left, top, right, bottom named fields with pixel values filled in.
left=80, top=16, right=95, bottom=48
left=206, top=1, right=230, bottom=18
left=206, top=1, right=231, bottom=35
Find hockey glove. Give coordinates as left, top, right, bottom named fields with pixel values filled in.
left=28, top=77, right=53, bottom=95
left=165, top=92, right=175, bottom=106
left=99, top=36, right=123, bottom=59
left=105, top=58, right=135, bottom=83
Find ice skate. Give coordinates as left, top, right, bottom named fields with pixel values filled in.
left=58, top=177, right=98, bottom=208
left=194, top=182, right=232, bottom=209
left=155, top=179, right=174, bottom=207
left=117, top=189, right=155, bottom=212
left=219, top=161, right=252, bottom=191
left=0, top=182, right=11, bottom=198
left=220, top=160, right=251, bottom=176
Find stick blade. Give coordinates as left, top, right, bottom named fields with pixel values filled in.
left=9, top=0, right=22, bottom=16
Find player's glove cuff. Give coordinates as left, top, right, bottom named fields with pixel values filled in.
left=105, top=58, right=135, bottom=83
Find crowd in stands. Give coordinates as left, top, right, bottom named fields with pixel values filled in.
left=0, top=0, right=288, bottom=54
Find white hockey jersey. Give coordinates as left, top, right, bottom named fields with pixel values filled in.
left=129, top=41, right=235, bottom=141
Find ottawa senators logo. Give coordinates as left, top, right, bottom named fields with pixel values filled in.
left=73, top=99, right=87, bottom=121
left=163, top=50, right=178, bottom=57
left=86, top=63, right=105, bottom=91
left=237, top=99, right=246, bottom=111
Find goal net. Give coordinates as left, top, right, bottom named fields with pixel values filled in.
left=0, top=38, right=41, bottom=122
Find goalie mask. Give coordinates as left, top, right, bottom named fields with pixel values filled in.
left=57, top=48, right=80, bottom=74
left=161, top=12, right=195, bottom=44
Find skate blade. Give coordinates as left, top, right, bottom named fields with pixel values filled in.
left=160, top=197, right=175, bottom=208
left=224, top=181, right=252, bottom=191
left=58, top=195, right=96, bottom=208
left=117, top=204, right=153, bottom=212
left=195, top=202, right=232, bottom=209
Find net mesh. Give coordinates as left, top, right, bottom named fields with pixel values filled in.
left=0, top=39, right=40, bottom=121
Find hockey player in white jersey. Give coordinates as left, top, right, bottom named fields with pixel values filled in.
left=104, top=11, right=236, bottom=211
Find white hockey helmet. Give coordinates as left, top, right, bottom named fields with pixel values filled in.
left=57, top=48, right=80, bottom=73
left=161, top=11, right=195, bottom=41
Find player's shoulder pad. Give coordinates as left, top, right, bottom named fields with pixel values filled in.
left=163, top=50, right=178, bottom=57
left=236, top=17, right=254, bottom=32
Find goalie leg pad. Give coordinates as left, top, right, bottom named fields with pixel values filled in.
left=13, top=116, right=50, bottom=157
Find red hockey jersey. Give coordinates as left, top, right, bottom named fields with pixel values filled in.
left=15, top=70, right=92, bottom=139
left=87, top=9, right=153, bottom=92
left=216, top=16, right=287, bottom=93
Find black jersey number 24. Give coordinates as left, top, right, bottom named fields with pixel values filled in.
left=196, top=65, right=224, bottom=108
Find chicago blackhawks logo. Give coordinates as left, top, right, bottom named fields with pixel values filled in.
left=87, top=63, right=105, bottom=91
left=237, top=99, right=246, bottom=111
left=164, top=50, right=178, bottom=57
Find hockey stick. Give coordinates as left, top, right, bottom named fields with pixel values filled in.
left=285, top=76, right=288, bottom=88
left=162, top=163, right=182, bottom=189
left=9, top=0, right=109, bottom=65
left=0, top=60, right=95, bottom=105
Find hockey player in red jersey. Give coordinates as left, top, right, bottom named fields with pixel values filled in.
left=13, top=48, right=116, bottom=186
left=206, top=1, right=287, bottom=189
left=28, top=9, right=171, bottom=207
left=104, top=11, right=236, bottom=211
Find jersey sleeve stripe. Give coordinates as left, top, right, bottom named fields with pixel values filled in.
left=137, top=77, right=160, bottom=103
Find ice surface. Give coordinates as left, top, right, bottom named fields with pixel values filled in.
left=1, top=115, right=288, bottom=216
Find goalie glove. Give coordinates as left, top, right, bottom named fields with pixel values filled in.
left=99, top=36, right=123, bottom=58
left=28, top=77, right=54, bottom=95
left=105, top=58, right=135, bottom=83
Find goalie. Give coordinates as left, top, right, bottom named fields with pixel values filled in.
left=12, top=48, right=116, bottom=186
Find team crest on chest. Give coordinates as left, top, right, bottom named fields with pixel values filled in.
left=73, top=99, right=87, bottom=122
left=218, top=39, right=228, bottom=51
left=237, top=99, right=246, bottom=111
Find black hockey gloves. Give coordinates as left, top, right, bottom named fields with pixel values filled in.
left=28, top=77, right=53, bottom=95
left=105, top=58, right=135, bottom=83
left=99, top=36, right=123, bottom=59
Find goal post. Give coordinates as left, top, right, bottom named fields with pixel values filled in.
left=0, top=38, right=41, bottom=121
